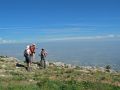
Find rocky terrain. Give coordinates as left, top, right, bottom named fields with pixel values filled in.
left=0, top=56, right=120, bottom=90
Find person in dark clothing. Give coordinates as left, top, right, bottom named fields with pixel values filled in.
left=39, top=48, right=47, bottom=68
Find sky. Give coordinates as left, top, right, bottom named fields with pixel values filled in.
left=0, top=0, right=120, bottom=43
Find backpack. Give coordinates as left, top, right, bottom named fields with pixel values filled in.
left=24, top=50, right=28, bottom=57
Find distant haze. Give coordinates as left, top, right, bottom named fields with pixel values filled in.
left=0, top=40, right=120, bottom=71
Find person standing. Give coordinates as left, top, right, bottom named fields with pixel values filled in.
left=39, top=48, right=47, bottom=68
left=30, top=44, right=36, bottom=63
left=24, top=45, right=31, bottom=71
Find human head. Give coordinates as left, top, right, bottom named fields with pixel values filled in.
left=41, top=48, right=44, bottom=51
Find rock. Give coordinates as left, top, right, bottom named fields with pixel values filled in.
left=0, top=74, right=5, bottom=77
left=29, top=79, right=34, bottom=82
left=0, top=56, right=8, bottom=58
left=46, top=61, right=49, bottom=67
left=65, top=64, right=76, bottom=69
left=53, top=62, right=65, bottom=67
left=1, top=65, right=6, bottom=68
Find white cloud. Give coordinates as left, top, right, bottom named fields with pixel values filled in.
left=0, top=34, right=119, bottom=43
left=95, top=34, right=115, bottom=39
left=107, top=34, right=115, bottom=38
left=43, top=34, right=118, bottom=42
left=0, top=38, right=16, bottom=44
left=0, top=27, right=32, bottom=30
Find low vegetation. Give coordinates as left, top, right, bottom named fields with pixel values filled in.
left=0, top=56, right=120, bottom=90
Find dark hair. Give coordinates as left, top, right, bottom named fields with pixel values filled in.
left=41, top=48, right=44, bottom=50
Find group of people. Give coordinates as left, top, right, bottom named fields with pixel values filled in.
left=24, top=44, right=47, bottom=71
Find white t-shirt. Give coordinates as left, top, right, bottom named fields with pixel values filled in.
left=26, top=49, right=31, bottom=55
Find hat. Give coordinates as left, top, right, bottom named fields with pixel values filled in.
left=32, top=43, right=36, bottom=46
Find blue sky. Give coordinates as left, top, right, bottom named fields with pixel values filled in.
left=0, top=0, right=120, bottom=43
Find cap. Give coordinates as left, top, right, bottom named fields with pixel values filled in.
left=32, top=43, right=36, bottom=46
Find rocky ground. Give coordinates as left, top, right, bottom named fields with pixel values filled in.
left=0, top=56, right=120, bottom=90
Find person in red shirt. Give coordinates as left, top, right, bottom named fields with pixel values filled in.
left=30, top=44, right=36, bottom=63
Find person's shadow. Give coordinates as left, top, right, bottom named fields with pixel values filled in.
left=16, top=63, right=25, bottom=68
left=32, top=62, right=42, bottom=69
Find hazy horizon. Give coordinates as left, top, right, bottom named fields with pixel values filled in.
left=0, top=40, right=120, bottom=71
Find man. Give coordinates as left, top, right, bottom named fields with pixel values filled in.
left=40, top=48, right=47, bottom=68
left=30, top=44, right=36, bottom=63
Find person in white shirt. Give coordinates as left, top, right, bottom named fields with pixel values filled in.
left=24, top=45, right=31, bottom=71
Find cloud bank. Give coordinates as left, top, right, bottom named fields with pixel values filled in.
left=0, top=38, right=16, bottom=44
left=0, top=34, right=120, bottom=44
left=44, top=34, right=119, bottom=42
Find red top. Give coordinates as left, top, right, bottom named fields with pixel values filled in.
left=30, top=45, right=35, bottom=55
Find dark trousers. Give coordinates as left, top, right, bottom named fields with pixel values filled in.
left=40, top=56, right=46, bottom=68
left=25, top=55, right=30, bottom=64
